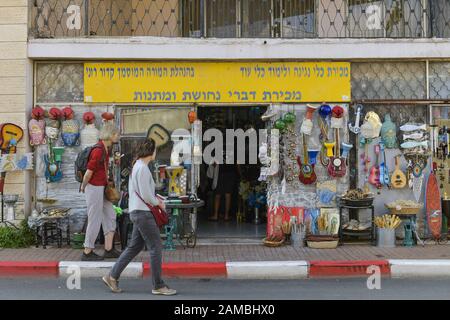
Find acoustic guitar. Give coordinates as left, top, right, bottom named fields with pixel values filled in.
left=147, top=124, right=171, bottom=148
left=368, top=144, right=381, bottom=189
left=297, top=134, right=317, bottom=185
left=391, top=155, right=407, bottom=189
left=0, top=123, right=24, bottom=193
left=327, top=128, right=346, bottom=178
left=0, top=123, right=23, bottom=153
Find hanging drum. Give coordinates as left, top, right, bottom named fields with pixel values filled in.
left=45, top=107, right=62, bottom=141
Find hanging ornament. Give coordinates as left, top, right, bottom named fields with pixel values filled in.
left=330, top=105, right=344, bottom=129
left=61, top=106, right=80, bottom=147
left=274, top=118, right=286, bottom=132
left=29, top=106, right=46, bottom=146
left=45, top=107, right=62, bottom=141
left=381, top=114, right=397, bottom=149
left=283, top=111, right=296, bottom=124
left=413, top=175, right=424, bottom=202
left=188, top=111, right=197, bottom=124
left=300, top=104, right=318, bottom=135
left=80, top=111, right=100, bottom=148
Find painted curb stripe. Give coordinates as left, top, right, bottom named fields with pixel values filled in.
left=309, top=260, right=391, bottom=277
left=226, top=261, right=309, bottom=279
left=0, top=261, right=59, bottom=277
left=389, top=259, right=450, bottom=278
left=143, top=262, right=227, bottom=278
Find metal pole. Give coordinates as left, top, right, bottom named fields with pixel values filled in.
left=200, top=0, right=206, bottom=37
left=84, top=0, right=89, bottom=36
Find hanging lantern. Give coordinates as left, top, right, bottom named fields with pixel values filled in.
left=188, top=111, right=197, bottom=124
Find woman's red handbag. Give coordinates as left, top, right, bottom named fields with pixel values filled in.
left=135, top=192, right=169, bottom=227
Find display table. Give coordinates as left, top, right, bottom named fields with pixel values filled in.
left=339, top=204, right=375, bottom=246
left=119, top=200, right=205, bottom=251
left=28, top=215, right=71, bottom=249
left=164, top=200, right=204, bottom=250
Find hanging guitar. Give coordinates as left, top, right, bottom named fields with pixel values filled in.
left=391, top=155, right=407, bottom=189
left=0, top=123, right=24, bottom=193
left=368, top=144, right=381, bottom=189
left=297, top=134, right=317, bottom=185
left=327, top=127, right=346, bottom=178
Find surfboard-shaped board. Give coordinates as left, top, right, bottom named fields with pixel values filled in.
left=426, top=172, right=442, bottom=240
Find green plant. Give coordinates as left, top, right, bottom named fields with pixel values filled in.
left=0, top=219, right=35, bottom=248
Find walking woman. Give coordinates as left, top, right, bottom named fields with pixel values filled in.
left=80, top=123, right=121, bottom=261
left=103, top=139, right=176, bottom=295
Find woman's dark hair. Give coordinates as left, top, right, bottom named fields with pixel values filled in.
left=133, top=138, right=156, bottom=164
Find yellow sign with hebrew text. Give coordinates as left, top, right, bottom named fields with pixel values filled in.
left=84, top=61, right=351, bottom=104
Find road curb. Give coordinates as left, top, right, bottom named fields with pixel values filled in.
left=4, top=259, right=450, bottom=279
left=59, top=261, right=143, bottom=278
left=226, top=261, right=308, bottom=279
left=389, top=259, right=450, bottom=278
left=309, top=260, right=390, bottom=278
left=0, top=261, right=59, bottom=277
left=144, top=262, right=227, bottom=278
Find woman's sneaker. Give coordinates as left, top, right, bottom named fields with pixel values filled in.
left=152, top=286, right=177, bottom=296
left=81, top=251, right=104, bottom=261
left=102, top=275, right=122, bottom=293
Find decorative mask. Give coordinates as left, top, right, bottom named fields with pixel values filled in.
left=80, top=111, right=100, bottom=148
left=61, top=106, right=80, bottom=147
left=29, top=106, right=46, bottom=146
left=45, top=107, right=62, bottom=141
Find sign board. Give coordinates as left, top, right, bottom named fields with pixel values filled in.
left=84, top=61, right=351, bottom=104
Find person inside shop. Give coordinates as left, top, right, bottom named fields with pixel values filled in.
left=207, top=151, right=240, bottom=222
left=103, top=139, right=177, bottom=296
left=80, top=123, right=121, bottom=261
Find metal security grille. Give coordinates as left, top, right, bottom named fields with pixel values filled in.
left=351, top=62, right=427, bottom=100
left=36, top=63, right=84, bottom=104
left=429, top=62, right=450, bottom=100
left=29, top=0, right=450, bottom=39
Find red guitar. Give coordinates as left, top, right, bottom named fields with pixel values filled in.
left=297, top=134, right=317, bottom=184
left=327, top=128, right=346, bottom=178
left=368, top=144, right=381, bottom=188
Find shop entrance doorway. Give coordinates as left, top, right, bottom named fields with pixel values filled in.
left=196, top=106, right=267, bottom=240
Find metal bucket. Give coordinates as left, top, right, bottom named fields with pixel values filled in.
left=377, top=228, right=396, bottom=248
left=291, top=232, right=305, bottom=247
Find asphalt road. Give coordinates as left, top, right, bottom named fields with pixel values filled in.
left=1, top=277, right=450, bottom=300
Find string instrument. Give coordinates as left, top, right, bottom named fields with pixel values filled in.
left=391, top=155, right=407, bottom=189
left=0, top=123, right=24, bottom=193
left=368, top=144, right=381, bottom=189
left=379, top=142, right=386, bottom=187
left=327, top=127, right=346, bottom=178
left=0, top=123, right=23, bottom=153
left=147, top=124, right=171, bottom=148
left=297, top=134, right=317, bottom=185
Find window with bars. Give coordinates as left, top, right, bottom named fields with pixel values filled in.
left=29, top=0, right=449, bottom=39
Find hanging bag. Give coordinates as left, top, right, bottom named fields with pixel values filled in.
left=135, top=192, right=169, bottom=228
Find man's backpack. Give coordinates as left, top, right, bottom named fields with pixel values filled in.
left=74, top=143, right=105, bottom=183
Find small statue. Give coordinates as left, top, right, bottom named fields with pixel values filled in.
left=29, top=106, right=46, bottom=146
left=61, top=106, right=80, bottom=147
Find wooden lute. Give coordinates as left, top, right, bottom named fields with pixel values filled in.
left=297, top=134, right=317, bottom=184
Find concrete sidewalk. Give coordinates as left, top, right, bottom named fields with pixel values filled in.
left=2, top=243, right=450, bottom=262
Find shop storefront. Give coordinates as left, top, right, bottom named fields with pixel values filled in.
left=27, top=59, right=450, bottom=248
